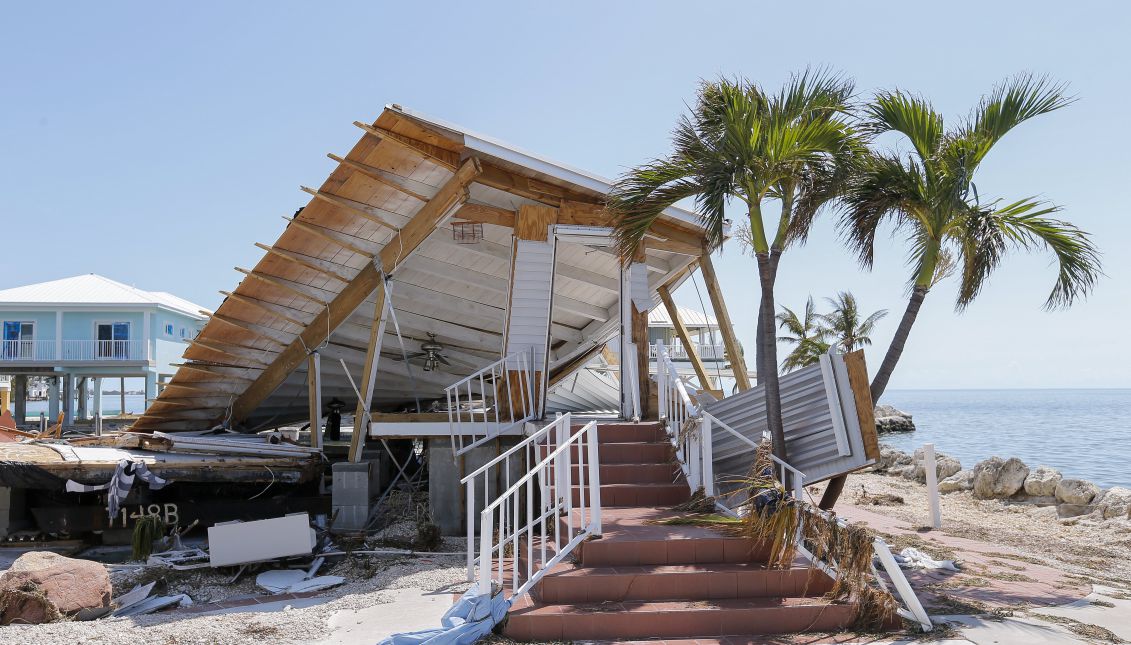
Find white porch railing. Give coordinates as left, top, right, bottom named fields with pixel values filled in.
left=0, top=339, right=147, bottom=362
left=465, top=413, right=602, bottom=600
left=62, top=339, right=146, bottom=361
left=652, top=341, right=932, bottom=632
left=446, top=346, right=538, bottom=457
left=0, top=340, right=55, bottom=361
left=649, top=341, right=727, bottom=361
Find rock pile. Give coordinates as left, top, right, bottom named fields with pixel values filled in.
left=872, top=445, right=1131, bottom=525
left=874, top=405, right=915, bottom=433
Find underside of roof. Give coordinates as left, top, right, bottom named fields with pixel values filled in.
left=136, top=107, right=707, bottom=432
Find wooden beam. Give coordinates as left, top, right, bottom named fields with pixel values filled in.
left=255, top=243, right=351, bottom=282
left=327, top=153, right=432, bottom=202
left=476, top=162, right=601, bottom=207
left=630, top=245, right=653, bottom=419
left=300, top=186, right=397, bottom=230
left=454, top=203, right=515, bottom=228
left=282, top=217, right=376, bottom=258
left=697, top=253, right=751, bottom=391
left=219, top=291, right=310, bottom=328
left=230, top=158, right=482, bottom=424
left=308, top=352, right=322, bottom=450
left=236, top=268, right=327, bottom=305
left=516, top=204, right=557, bottom=241
left=657, top=285, right=714, bottom=390
left=184, top=338, right=271, bottom=368
left=207, top=313, right=292, bottom=347
left=350, top=280, right=388, bottom=462
left=353, top=121, right=460, bottom=170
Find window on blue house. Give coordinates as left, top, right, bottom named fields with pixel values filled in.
left=165, top=323, right=174, bottom=336
left=179, top=327, right=186, bottom=339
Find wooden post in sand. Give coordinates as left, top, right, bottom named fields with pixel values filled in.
left=924, top=443, right=942, bottom=528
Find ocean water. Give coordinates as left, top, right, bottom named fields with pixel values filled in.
left=879, top=389, right=1131, bottom=490
left=22, top=393, right=148, bottom=418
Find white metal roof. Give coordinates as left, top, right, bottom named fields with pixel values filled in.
left=388, top=104, right=706, bottom=229
left=649, top=305, right=718, bottom=329
left=0, top=274, right=209, bottom=319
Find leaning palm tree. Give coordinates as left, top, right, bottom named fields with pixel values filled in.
left=818, top=291, right=887, bottom=352
left=820, top=75, right=1102, bottom=509
left=608, top=71, right=862, bottom=462
left=777, top=297, right=829, bottom=371
left=842, top=75, right=1100, bottom=402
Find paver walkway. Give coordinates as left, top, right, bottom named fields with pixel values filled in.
left=834, top=504, right=1091, bottom=612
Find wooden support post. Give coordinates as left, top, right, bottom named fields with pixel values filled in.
left=230, top=158, right=481, bottom=424
left=308, top=352, right=322, bottom=450
left=697, top=253, right=751, bottom=391
left=657, top=284, right=714, bottom=391
left=349, top=278, right=389, bottom=463
left=631, top=266, right=652, bottom=419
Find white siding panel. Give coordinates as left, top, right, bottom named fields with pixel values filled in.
left=505, top=239, right=556, bottom=370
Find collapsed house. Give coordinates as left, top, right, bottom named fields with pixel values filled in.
left=0, top=106, right=915, bottom=639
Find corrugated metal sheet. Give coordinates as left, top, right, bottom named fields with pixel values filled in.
left=648, top=306, right=717, bottom=329
left=505, top=239, right=556, bottom=368
left=705, top=352, right=870, bottom=492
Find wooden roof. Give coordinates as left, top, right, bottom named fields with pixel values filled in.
left=135, top=106, right=708, bottom=431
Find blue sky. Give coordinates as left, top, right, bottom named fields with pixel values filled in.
left=1, top=2, right=1127, bottom=391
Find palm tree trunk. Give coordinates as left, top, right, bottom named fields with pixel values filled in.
left=818, top=284, right=929, bottom=510
left=869, top=285, right=929, bottom=403
left=754, top=250, right=782, bottom=384
left=756, top=253, right=787, bottom=463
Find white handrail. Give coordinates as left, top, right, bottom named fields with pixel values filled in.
left=447, top=346, right=538, bottom=457
left=654, top=341, right=931, bottom=632
left=471, top=413, right=602, bottom=602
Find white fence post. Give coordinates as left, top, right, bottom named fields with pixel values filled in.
left=701, top=415, right=714, bottom=497
left=585, top=422, right=602, bottom=535
left=924, top=443, right=941, bottom=529
left=478, top=507, right=492, bottom=593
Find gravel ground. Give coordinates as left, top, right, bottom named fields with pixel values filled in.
left=0, top=536, right=471, bottom=645
left=813, top=471, right=1131, bottom=588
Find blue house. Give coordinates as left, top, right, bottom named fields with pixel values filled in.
left=0, top=274, right=208, bottom=426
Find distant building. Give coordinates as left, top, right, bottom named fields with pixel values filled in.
left=0, top=274, right=208, bottom=424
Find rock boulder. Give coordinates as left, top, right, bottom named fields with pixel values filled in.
left=875, top=446, right=912, bottom=472
left=972, top=457, right=1030, bottom=500
left=0, top=552, right=111, bottom=624
left=1024, top=465, right=1062, bottom=497
left=905, top=448, right=962, bottom=484
left=1096, top=486, right=1131, bottom=519
left=938, top=469, right=974, bottom=494
left=875, top=405, right=915, bottom=433
left=1055, top=479, right=1100, bottom=505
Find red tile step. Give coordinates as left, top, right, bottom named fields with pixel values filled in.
left=543, top=441, right=672, bottom=464
left=504, top=596, right=856, bottom=641
left=580, top=423, right=667, bottom=444
left=552, top=462, right=680, bottom=485
left=534, top=562, right=833, bottom=603
left=570, top=482, right=691, bottom=507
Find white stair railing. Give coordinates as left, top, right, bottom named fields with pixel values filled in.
left=466, top=413, right=602, bottom=601
left=447, top=346, right=538, bottom=457
left=654, top=342, right=931, bottom=632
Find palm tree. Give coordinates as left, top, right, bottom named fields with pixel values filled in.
left=819, top=75, right=1102, bottom=509
left=818, top=291, right=887, bottom=352
left=777, top=297, right=829, bottom=371
left=841, top=74, right=1100, bottom=403
left=608, top=71, right=862, bottom=463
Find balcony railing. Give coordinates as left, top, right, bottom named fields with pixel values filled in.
left=648, top=341, right=727, bottom=361
left=0, top=339, right=147, bottom=362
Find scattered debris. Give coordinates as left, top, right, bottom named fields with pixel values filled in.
left=207, top=513, right=317, bottom=567
left=255, top=569, right=345, bottom=595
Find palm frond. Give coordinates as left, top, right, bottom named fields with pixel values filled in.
left=864, top=90, right=943, bottom=159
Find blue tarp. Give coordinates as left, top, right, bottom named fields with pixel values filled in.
left=379, top=584, right=511, bottom=645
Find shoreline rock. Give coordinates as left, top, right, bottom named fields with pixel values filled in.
left=871, top=444, right=1131, bottom=527
left=874, top=404, right=915, bottom=433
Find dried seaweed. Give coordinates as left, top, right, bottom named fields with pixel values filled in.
left=730, top=441, right=899, bottom=631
